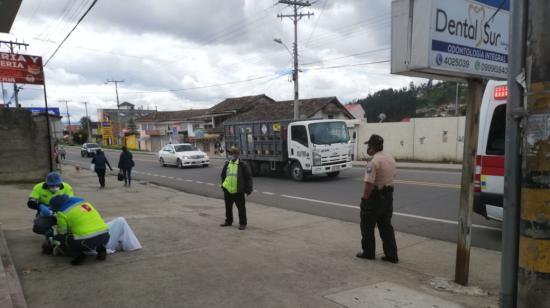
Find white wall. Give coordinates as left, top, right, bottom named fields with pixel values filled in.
left=356, top=117, right=466, bottom=162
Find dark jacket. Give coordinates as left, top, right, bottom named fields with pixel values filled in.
left=221, top=160, right=253, bottom=195
left=91, top=153, right=112, bottom=171
left=118, top=151, right=134, bottom=169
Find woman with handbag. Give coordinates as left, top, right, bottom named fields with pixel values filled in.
left=118, top=146, right=135, bottom=187
left=91, top=150, right=113, bottom=188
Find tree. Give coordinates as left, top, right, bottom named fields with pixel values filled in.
left=80, top=116, right=91, bottom=131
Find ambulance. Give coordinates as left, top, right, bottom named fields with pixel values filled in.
left=473, top=80, right=507, bottom=222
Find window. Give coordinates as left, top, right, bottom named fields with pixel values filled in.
left=486, top=105, right=506, bottom=156
left=308, top=122, right=349, bottom=145
left=174, top=144, right=196, bottom=152
left=291, top=125, right=308, bottom=147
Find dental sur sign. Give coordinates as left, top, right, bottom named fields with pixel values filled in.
left=391, top=0, right=509, bottom=80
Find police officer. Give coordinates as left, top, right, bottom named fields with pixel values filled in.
left=356, top=134, right=398, bottom=263
left=220, top=147, right=253, bottom=230
left=27, top=172, right=74, bottom=211
left=49, top=195, right=110, bottom=265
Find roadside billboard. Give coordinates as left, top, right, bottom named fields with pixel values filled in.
left=26, top=107, right=60, bottom=116
left=0, top=52, right=45, bottom=85
left=391, top=0, right=509, bottom=80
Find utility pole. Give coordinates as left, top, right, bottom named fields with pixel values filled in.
left=277, top=0, right=313, bottom=120
left=516, top=0, right=550, bottom=306
left=0, top=40, right=29, bottom=108
left=60, top=99, right=72, bottom=138
left=500, top=0, right=526, bottom=306
left=83, top=101, right=92, bottom=142
left=105, top=79, right=124, bottom=145
left=454, top=78, right=483, bottom=286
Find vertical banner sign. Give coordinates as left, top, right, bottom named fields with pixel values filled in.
left=430, top=0, right=509, bottom=79
left=0, top=52, right=45, bottom=85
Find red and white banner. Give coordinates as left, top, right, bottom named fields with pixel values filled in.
left=0, top=52, right=45, bottom=85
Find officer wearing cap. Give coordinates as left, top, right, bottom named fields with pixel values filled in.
left=27, top=172, right=74, bottom=211
left=356, top=134, right=398, bottom=263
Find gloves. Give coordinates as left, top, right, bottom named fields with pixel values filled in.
left=27, top=199, right=39, bottom=210
left=39, top=204, right=54, bottom=216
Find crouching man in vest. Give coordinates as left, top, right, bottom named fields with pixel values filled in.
left=49, top=195, right=110, bottom=266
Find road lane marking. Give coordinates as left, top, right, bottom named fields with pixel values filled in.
left=168, top=176, right=175, bottom=179
left=206, top=183, right=216, bottom=186
left=186, top=180, right=193, bottom=182
left=355, top=178, right=461, bottom=189
left=160, top=175, right=167, bottom=178
left=280, top=195, right=500, bottom=231
left=196, top=181, right=204, bottom=184
left=262, top=192, right=276, bottom=195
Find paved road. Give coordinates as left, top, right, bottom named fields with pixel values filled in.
left=63, top=147, right=502, bottom=250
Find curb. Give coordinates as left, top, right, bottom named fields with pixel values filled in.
left=0, top=224, right=28, bottom=308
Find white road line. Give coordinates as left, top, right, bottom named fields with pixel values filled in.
left=206, top=183, right=216, bottom=186
left=160, top=175, right=167, bottom=178
left=176, top=178, right=183, bottom=181
left=280, top=195, right=501, bottom=231
left=152, top=174, right=159, bottom=177
left=196, top=181, right=204, bottom=184
left=262, top=192, right=276, bottom=196
left=186, top=179, right=193, bottom=182
left=168, top=176, right=175, bottom=179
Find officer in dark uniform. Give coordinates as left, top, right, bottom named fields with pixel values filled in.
left=356, top=134, right=399, bottom=263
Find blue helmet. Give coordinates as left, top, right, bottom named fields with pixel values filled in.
left=49, top=194, right=70, bottom=211
left=45, top=172, right=63, bottom=186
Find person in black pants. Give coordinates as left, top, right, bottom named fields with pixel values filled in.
left=91, top=150, right=113, bottom=188
left=220, top=147, right=253, bottom=230
left=118, top=146, right=135, bottom=187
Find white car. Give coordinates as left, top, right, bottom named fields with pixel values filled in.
left=158, top=143, right=210, bottom=168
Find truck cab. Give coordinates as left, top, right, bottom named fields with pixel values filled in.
left=287, top=120, right=353, bottom=180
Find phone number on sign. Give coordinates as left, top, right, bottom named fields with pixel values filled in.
left=443, top=57, right=470, bottom=68
left=480, top=63, right=508, bottom=74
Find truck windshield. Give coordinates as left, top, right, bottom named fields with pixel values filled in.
left=308, top=122, right=349, bottom=145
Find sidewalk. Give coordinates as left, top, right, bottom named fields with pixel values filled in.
left=0, top=167, right=498, bottom=308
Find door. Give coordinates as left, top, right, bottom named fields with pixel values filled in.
left=289, top=125, right=310, bottom=165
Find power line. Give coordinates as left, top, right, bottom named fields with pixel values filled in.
left=301, top=46, right=390, bottom=66
left=305, top=59, right=390, bottom=71
left=44, top=0, right=99, bottom=66
left=304, top=0, right=328, bottom=48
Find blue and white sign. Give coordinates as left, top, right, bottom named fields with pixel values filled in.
left=26, top=107, right=61, bottom=116
left=391, top=0, right=509, bottom=80
left=430, top=0, right=509, bottom=79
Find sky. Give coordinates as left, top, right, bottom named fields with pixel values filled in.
left=0, top=0, right=423, bottom=122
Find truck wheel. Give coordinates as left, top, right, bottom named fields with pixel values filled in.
left=160, top=157, right=167, bottom=167
left=177, top=159, right=183, bottom=169
left=327, top=171, right=340, bottom=178
left=291, top=162, right=305, bottom=181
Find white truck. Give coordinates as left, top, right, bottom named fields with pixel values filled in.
left=224, top=119, right=354, bottom=181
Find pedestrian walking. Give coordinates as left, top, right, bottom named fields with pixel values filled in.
left=356, top=134, right=398, bottom=263
left=59, top=145, right=66, bottom=160
left=220, top=147, right=253, bottom=230
left=118, top=146, right=135, bottom=187
left=91, top=150, right=113, bottom=188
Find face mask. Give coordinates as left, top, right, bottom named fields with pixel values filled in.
left=227, top=155, right=233, bottom=161
left=49, top=186, right=60, bottom=193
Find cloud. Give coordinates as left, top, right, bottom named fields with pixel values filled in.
left=1, top=0, right=422, bottom=123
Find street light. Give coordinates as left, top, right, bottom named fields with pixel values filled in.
left=274, top=38, right=299, bottom=119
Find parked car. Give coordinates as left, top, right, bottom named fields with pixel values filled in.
left=81, top=143, right=100, bottom=157
left=158, top=143, right=210, bottom=168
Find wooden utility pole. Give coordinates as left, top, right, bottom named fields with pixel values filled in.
left=277, top=0, right=313, bottom=120
left=105, top=79, right=124, bottom=145
left=454, top=79, right=483, bottom=286
left=517, top=0, right=550, bottom=306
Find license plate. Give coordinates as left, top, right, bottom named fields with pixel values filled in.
left=331, top=165, right=341, bottom=171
